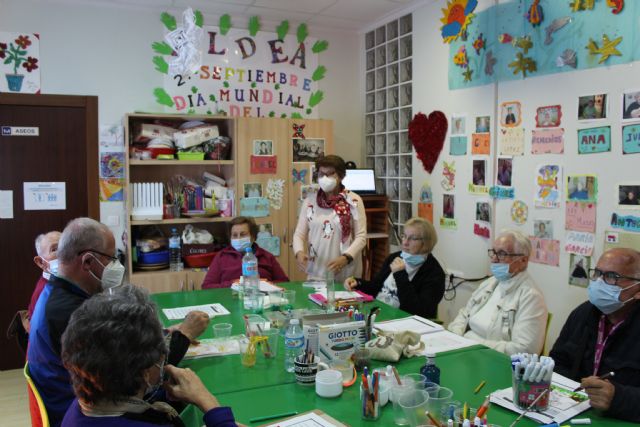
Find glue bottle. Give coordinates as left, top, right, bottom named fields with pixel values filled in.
left=420, top=352, right=441, bottom=385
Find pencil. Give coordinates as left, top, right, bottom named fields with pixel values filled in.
left=573, top=371, right=615, bottom=392
left=425, top=411, right=443, bottom=427
left=249, top=411, right=298, bottom=423
left=392, top=366, right=402, bottom=385
left=474, top=380, right=486, bottom=394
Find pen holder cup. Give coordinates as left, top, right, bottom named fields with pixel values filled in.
left=360, top=381, right=380, bottom=420
left=512, top=374, right=551, bottom=411
left=294, top=355, right=319, bottom=385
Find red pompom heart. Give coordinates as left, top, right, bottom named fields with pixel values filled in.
left=408, top=111, right=448, bottom=174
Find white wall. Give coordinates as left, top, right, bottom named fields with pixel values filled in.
left=0, top=0, right=362, bottom=245
left=411, top=0, right=640, bottom=350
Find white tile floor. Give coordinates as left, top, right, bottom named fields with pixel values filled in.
left=0, top=369, right=30, bottom=427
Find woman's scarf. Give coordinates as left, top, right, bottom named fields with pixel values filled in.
left=316, top=187, right=352, bottom=243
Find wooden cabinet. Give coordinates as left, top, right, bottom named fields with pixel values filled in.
left=125, top=114, right=333, bottom=293
left=361, top=195, right=390, bottom=281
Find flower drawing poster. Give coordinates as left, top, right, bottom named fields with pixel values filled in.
left=0, top=32, right=40, bottom=93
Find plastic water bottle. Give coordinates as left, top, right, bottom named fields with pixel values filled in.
left=284, top=319, right=304, bottom=372
left=420, top=352, right=441, bottom=385
left=242, top=247, right=258, bottom=277
left=169, top=228, right=183, bottom=272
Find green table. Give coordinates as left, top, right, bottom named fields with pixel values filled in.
left=153, top=284, right=635, bottom=427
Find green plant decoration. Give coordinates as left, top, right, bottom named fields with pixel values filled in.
left=308, top=91, right=324, bottom=107
left=154, top=88, right=174, bottom=107
left=223, top=81, right=230, bottom=88
left=251, top=82, right=257, bottom=88
left=275, top=83, right=281, bottom=90
left=209, top=94, right=216, bottom=102
left=297, top=23, right=309, bottom=43
left=2, top=42, right=28, bottom=74
left=276, top=20, right=289, bottom=40
left=152, top=42, right=173, bottom=55
left=248, top=16, right=261, bottom=37
left=160, top=12, right=177, bottom=31
left=152, top=56, right=169, bottom=74
left=312, top=40, right=329, bottom=53
left=191, top=86, right=198, bottom=94
left=306, top=108, right=312, bottom=115
left=281, top=113, right=287, bottom=118
left=462, top=68, right=473, bottom=82
left=291, top=112, right=303, bottom=119
left=194, top=10, right=203, bottom=27
left=269, top=111, right=276, bottom=117
left=219, top=14, right=232, bottom=35
left=312, top=66, right=326, bottom=81
left=508, top=52, right=537, bottom=77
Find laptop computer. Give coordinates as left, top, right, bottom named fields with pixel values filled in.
left=343, top=168, right=377, bottom=195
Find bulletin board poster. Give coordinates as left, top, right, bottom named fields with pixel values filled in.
left=155, top=16, right=323, bottom=118
left=578, top=126, right=611, bottom=154
left=529, top=237, right=560, bottom=267
left=622, top=123, right=640, bottom=154
left=447, top=1, right=640, bottom=90
left=0, top=32, right=41, bottom=94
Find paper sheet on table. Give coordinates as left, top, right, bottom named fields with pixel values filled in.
left=162, top=303, right=229, bottom=320
left=260, top=410, right=346, bottom=427
left=315, top=289, right=366, bottom=300
left=184, top=337, right=240, bottom=359
left=489, top=373, right=591, bottom=424
left=374, top=315, right=444, bottom=335
left=230, top=280, right=283, bottom=293
left=0, top=190, right=13, bottom=219
left=420, top=329, right=478, bottom=354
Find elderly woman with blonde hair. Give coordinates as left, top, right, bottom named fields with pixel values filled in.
left=344, top=217, right=445, bottom=319
left=448, top=229, right=548, bottom=355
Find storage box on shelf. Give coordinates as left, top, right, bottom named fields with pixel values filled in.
left=125, top=113, right=237, bottom=293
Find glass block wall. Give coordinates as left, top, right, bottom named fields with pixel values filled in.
left=365, top=14, right=413, bottom=238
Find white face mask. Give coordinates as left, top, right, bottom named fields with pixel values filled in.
left=42, top=258, right=59, bottom=280
left=319, top=176, right=338, bottom=193
left=89, top=254, right=125, bottom=291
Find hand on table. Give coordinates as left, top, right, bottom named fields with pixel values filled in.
left=295, top=252, right=309, bottom=272
left=164, top=365, right=219, bottom=413
left=344, top=277, right=358, bottom=291
left=390, top=257, right=406, bottom=273
left=327, top=255, right=348, bottom=273
left=581, top=376, right=615, bottom=410
left=175, top=310, right=209, bottom=344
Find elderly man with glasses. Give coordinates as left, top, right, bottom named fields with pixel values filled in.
left=448, top=229, right=548, bottom=355
left=550, top=248, right=640, bottom=422
left=28, top=218, right=209, bottom=427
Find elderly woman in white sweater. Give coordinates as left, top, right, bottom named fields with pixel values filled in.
left=448, top=229, right=548, bottom=355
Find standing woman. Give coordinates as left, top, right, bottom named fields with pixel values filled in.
left=344, top=217, right=445, bottom=319
left=293, top=155, right=367, bottom=282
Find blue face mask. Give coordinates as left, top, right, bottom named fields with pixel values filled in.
left=400, top=251, right=426, bottom=267
left=490, top=263, right=512, bottom=282
left=588, top=278, right=640, bottom=315
left=231, top=237, right=252, bottom=252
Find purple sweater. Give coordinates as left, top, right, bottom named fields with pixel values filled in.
left=62, top=399, right=237, bottom=427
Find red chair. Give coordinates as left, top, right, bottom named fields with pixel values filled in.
left=24, top=362, right=49, bottom=427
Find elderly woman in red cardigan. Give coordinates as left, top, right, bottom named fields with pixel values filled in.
left=201, top=216, right=288, bottom=289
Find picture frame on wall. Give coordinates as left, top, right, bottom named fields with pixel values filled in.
left=577, top=93, right=607, bottom=121
left=253, top=139, right=274, bottom=156
left=622, top=89, right=640, bottom=121
left=293, top=138, right=325, bottom=162
left=617, top=183, right=640, bottom=209
left=535, top=105, right=562, bottom=128
left=500, top=101, right=521, bottom=128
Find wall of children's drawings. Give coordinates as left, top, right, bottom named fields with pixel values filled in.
left=412, top=1, right=640, bottom=350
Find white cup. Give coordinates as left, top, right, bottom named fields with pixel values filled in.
left=315, top=369, right=343, bottom=398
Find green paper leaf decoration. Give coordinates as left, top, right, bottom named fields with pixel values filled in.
left=152, top=56, right=169, bottom=74
left=308, top=90, right=324, bottom=107
left=160, top=12, right=177, bottom=31
left=269, top=111, right=276, bottom=117
left=248, top=16, right=261, bottom=37
left=223, top=81, right=230, bottom=88
left=306, top=108, right=312, bottom=115
left=276, top=20, right=289, bottom=40
left=152, top=41, right=173, bottom=55
left=291, top=112, right=303, bottom=119
left=281, top=113, right=287, bottom=118
left=191, top=86, right=198, bottom=94
left=312, top=40, right=329, bottom=53
left=219, top=14, right=232, bottom=35
left=312, top=66, right=326, bottom=81
left=154, top=88, right=174, bottom=107
left=209, top=94, right=217, bottom=102
left=194, top=10, right=204, bottom=27
left=297, top=23, right=309, bottom=43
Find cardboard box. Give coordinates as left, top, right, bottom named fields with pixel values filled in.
left=317, top=321, right=366, bottom=362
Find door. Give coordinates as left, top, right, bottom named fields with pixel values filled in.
left=0, top=93, right=98, bottom=370
left=236, top=118, right=291, bottom=275
left=287, top=119, right=334, bottom=281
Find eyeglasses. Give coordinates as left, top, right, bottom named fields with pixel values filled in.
left=487, top=249, right=524, bottom=262
left=589, top=268, right=640, bottom=286
left=400, top=234, right=424, bottom=242
left=78, top=249, right=118, bottom=262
